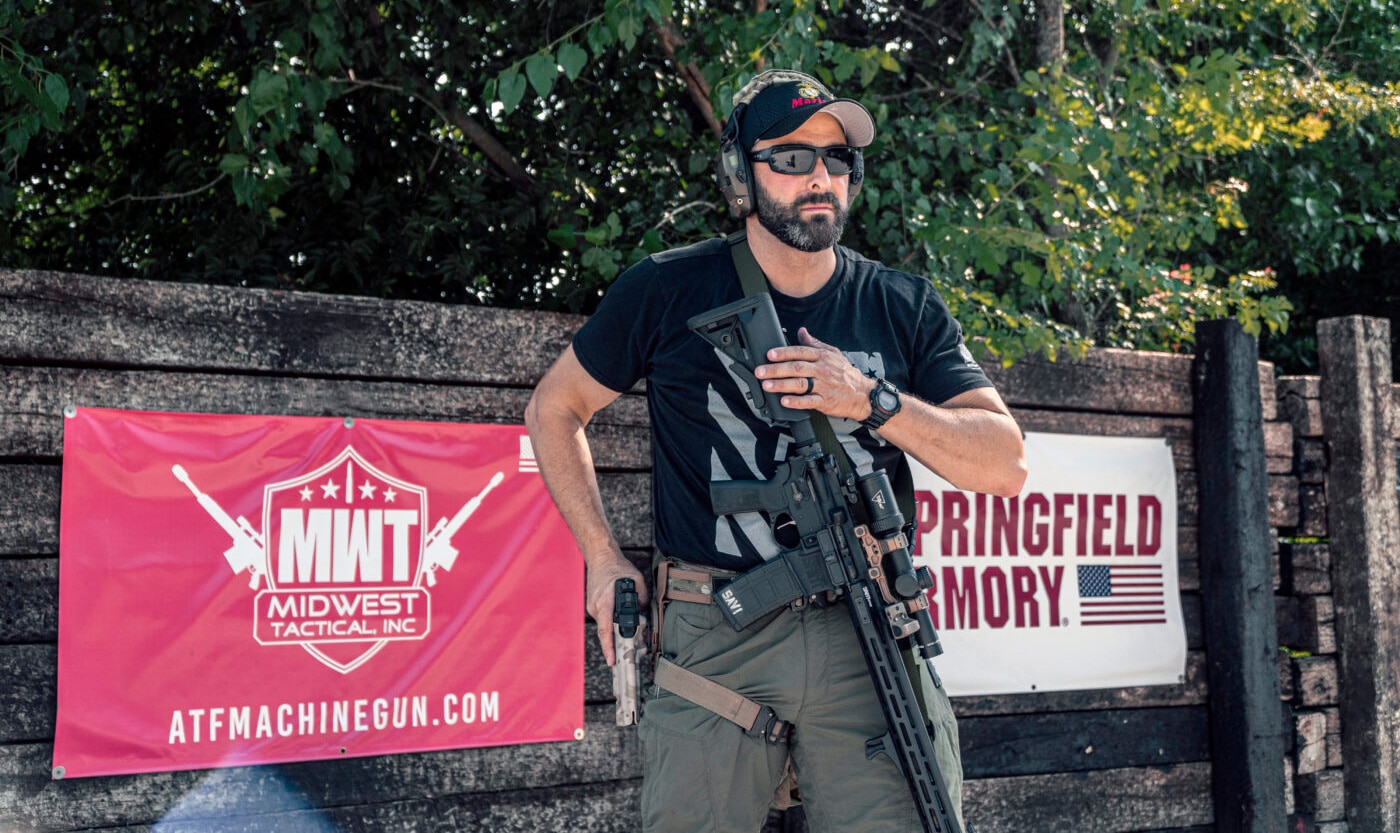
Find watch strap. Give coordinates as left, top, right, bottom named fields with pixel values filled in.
left=861, top=374, right=901, bottom=431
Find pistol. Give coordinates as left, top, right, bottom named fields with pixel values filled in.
left=612, top=577, right=647, bottom=726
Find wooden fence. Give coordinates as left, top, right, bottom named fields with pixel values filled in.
left=0, top=270, right=1392, bottom=832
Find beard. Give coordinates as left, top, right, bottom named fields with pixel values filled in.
left=753, top=180, right=848, bottom=253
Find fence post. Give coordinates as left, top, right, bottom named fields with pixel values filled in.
left=1318, top=315, right=1400, bottom=832
left=1192, top=319, right=1285, bottom=831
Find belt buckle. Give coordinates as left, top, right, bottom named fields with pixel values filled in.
left=745, top=704, right=789, bottom=745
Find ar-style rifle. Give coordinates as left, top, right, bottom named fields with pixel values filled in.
left=172, top=464, right=265, bottom=589
left=687, top=293, right=966, bottom=833
left=424, top=471, right=505, bottom=586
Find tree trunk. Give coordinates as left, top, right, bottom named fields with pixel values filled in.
left=1035, top=0, right=1065, bottom=69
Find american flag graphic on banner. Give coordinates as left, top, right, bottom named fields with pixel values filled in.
left=1077, top=564, right=1167, bottom=626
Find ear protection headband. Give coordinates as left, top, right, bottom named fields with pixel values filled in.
left=714, top=81, right=867, bottom=220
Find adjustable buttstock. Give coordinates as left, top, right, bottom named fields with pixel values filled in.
left=687, top=293, right=804, bottom=425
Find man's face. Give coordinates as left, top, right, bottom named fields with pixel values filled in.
left=750, top=113, right=852, bottom=253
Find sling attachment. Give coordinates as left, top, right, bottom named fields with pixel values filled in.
left=653, top=656, right=790, bottom=745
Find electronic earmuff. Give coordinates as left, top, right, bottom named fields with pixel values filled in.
left=715, top=103, right=753, bottom=218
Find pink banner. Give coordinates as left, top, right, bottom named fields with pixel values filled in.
left=53, top=408, right=582, bottom=778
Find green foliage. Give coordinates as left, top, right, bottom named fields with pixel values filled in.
left=4, top=0, right=1399, bottom=367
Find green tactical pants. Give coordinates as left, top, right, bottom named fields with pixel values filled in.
left=639, top=596, right=964, bottom=833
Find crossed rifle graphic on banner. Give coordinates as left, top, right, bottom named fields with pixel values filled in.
left=170, top=463, right=505, bottom=589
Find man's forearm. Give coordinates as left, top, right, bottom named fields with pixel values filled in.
left=878, top=393, right=1027, bottom=498
left=524, top=403, right=621, bottom=566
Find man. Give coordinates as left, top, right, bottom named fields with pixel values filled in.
left=525, top=69, right=1026, bottom=832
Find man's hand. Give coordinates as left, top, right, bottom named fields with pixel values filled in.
left=755, top=327, right=875, bottom=421
left=586, top=549, right=648, bottom=667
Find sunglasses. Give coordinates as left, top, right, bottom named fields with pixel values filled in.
left=749, top=144, right=862, bottom=177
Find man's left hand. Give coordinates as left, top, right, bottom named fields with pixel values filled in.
left=755, top=327, right=875, bottom=422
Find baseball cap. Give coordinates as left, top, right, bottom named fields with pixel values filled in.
left=734, top=70, right=876, bottom=151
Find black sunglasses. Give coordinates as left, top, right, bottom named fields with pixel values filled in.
left=749, top=144, right=861, bottom=177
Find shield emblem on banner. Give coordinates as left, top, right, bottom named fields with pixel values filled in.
left=259, top=446, right=431, bottom=673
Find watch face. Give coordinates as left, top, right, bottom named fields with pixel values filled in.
left=875, top=387, right=899, bottom=411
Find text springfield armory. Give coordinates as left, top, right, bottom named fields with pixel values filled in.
left=687, top=294, right=967, bottom=833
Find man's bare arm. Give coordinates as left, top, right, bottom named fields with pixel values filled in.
left=524, top=345, right=647, bottom=665
left=755, top=328, right=1027, bottom=497
left=874, top=385, right=1027, bottom=497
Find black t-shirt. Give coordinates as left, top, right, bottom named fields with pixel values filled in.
left=573, top=237, right=991, bottom=570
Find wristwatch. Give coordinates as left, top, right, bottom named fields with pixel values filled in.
left=861, top=373, right=902, bottom=431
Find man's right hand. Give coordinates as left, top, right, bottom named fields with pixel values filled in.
left=586, top=550, right=647, bottom=667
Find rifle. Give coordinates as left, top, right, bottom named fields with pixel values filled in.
left=171, top=464, right=266, bottom=590
left=687, top=293, right=966, bottom=833
left=424, top=471, right=505, bottom=586
left=612, top=577, right=646, bottom=726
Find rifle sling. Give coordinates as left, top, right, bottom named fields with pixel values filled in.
left=725, top=230, right=933, bottom=721
left=724, top=229, right=917, bottom=524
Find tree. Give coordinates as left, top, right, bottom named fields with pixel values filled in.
left=5, top=0, right=1399, bottom=368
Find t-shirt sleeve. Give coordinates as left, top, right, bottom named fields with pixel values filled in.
left=908, top=286, right=993, bottom=405
left=571, top=258, right=662, bottom=393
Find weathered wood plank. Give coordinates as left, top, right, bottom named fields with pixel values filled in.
left=98, top=781, right=643, bottom=833
left=954, top=651, right=1207, bottom=717
left=1295, top=437, right=1326, bottom=484
left=961, top=762, right=1213, bottom=832
left=0, top=465, right=58, bottom=555
left=0, top=466, right=652, bottom=554
left=0, top=271, right=584, bottom=386
left=0, top=365, right=650, bottom=468
left=0, top=558, right=56, bottom=642
left=1176, top=471, right=1298, bottom=530
left=1009, top=410, right=1193, bottom=460
left=0, top=706, right=641, bottom=832
left=3, top=739, right=1214, bottom=833
left=1283, top=542, right=1333, bottom=596
left=1318, top=315, right=1400, bottom=832
left=983, top=348, right=1195, bottom=415
left=1279, top=377, right=1324, bottom=439
left=1265, top=421, right=1296, bottom=474
left=1006, top=409, right=1291, bottom=475
left=959, top=706, right=1209, bottom=778
left=599, top=473, right=652, bottom=550
left=1192, top=320, right=1286, bottom=832
left=111, top=781, right=641, bottom=833
left=0, top=644, right=55, bottom=742
left=986, top=348, right=1274, bottom=419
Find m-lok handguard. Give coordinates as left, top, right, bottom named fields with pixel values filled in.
left=612, top=577, right=646, bottom=726
left=686, top=293, right=966, bottom=833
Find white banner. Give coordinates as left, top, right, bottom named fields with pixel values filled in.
left=911, top=432, right=1186, bottom=696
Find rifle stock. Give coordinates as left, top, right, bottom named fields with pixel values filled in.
left=686, top=294, right=966, bottom=833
